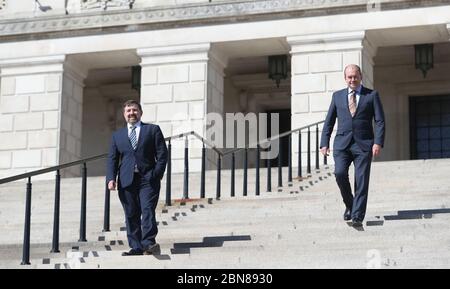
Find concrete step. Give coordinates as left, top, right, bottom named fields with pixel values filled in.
left=2, top=158, right=450, bottom=268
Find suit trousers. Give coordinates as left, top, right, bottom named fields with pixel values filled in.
left=118, top=173, right=160, bottom=251
left=333, top=139, right=372, bottom=221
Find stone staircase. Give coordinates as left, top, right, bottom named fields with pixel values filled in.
left=1, top=159, right=450, bottom=268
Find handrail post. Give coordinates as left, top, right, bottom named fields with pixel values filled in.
left=315, top=124, right=320, bottom=170
left=322, top=124, right=327, bottom=165
left=183, top=136, right=189, bottom=200
left=298, top=131, right=302, bottom=178
left=216, top=154, right=221, bottom=200
left=231, top=152, right=235, bottom=197
left=267, top=140, right=272, bottom=192
left=103, top=183, right=110, bottom=232
left=21, top=177, right=32, bottom=265
left=243, top=148, right=248, bottom=196
left=307, top=127, right=311, bottom=174
left=288, top=134, right=292, bottom=184
left=278, top=137, right=282, bottom=188
left=200, top=143, right=206, bottom=199
left=165, top=140, right=172, bottom=206
left=51, top=170, right=61, bottom=253
left=256, top=145, right=260, bottom=196
left=79, top=163, right=87, bottom=242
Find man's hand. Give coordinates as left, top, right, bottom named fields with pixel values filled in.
left=108, top=180, right=117, bottom=191
left=320, top=147, right=330, bottom=156
left=372, top=144, right=382, bottom=158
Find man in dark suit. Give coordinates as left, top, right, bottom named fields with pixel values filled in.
left=107, top=100, right=168, bottom=255
left=320, top=64, right=385, bottom=227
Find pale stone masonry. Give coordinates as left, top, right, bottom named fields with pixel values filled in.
left=0, top=56, right=65, bottom=179
left=1, top=1, right=450, bottom=179
left=138, top=43, right=225, bottom=172
left=60, top=61, right=86, bottom=177
left=0, top=55, right=85, bottom=178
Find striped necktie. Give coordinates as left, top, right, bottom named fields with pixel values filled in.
left=349, top=90, right=357, bottom=117
left=129, top=125, right=137, bottom=150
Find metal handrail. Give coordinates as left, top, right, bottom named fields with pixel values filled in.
left=0, top=129, right=221, bottom=266
left=0, top=130, right=221, bottom=185
left=0, top=121, right=325, bottom=185
left=0, top=154, right=107, bottom=185
left=0, top=120, right=328, bottom=266
left=220, top=120, right=325, bottom=156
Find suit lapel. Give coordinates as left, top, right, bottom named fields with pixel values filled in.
left=136, top=123, right=148, bottom=150
left=354, top=86, right=368, bottom=116
left=120, top=127, right=133, bottom=150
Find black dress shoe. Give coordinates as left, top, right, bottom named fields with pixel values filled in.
left=143, top=243, right=160, bottom=255
left=343, top=208, right=352, bottom=221
left=352, top=219, right=363, bottom=227
left=122, top=249, right=143, bottom=256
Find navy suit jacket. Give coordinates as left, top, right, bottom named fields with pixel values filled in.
left=320, top=86, right=385, bottom=152
left=107, top=122, right=168, bottom=189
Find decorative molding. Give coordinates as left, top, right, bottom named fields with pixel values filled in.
left=0, top=0, right=443, bottom=39
left=288, top=31, right=368, bottom=54
left=81, top=0, right=135, bottom=11
left=138, top=43, right=211, bottom=66
left=0, top=54, right=66, bottom=67
left=0, top=55, right=66, bottom=76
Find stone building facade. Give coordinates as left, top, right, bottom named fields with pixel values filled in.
left=1, top=0, right=450, bottom=178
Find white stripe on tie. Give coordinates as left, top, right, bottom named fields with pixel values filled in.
left=130, top=125, right=137, bottom=150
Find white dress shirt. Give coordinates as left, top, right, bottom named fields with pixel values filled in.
left=348, top=86, right=361, bottom=108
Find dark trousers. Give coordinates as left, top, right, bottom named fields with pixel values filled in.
left=118, top=173, right=160, bottom=251
left=333, top=140, right=372, bottom=221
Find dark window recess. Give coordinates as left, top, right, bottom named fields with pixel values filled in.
left=410, top=95, right=450, bottom=159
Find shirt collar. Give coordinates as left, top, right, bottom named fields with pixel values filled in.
left=348, top=85, right=362, bottom=94
left=128, top=121, right=141, bottom=130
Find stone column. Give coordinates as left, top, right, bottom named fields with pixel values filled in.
left=0, top=55, right=65, bottom=179
left=137, top=43, right=226, bottom=173
left=0, top=55, right=87, bottom=179
left=60, top=60, right=87, bottom=177
left=287, top=31, right=377, bottom=168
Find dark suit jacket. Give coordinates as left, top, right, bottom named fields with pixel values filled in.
left=107, top=122, right=168, bottom=189
left=320, top=86, right=385, bottom=152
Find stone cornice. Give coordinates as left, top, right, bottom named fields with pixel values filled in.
left=138, top=43, right=211, bottom=65
left=288, top=31, right=367, bottom=54
left=0, top=55, right=66, bottom=76
left=0, top=0, right=448, bottom=41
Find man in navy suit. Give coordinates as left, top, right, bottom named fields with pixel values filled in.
left=320, top=64, right=385, bottom=227
left=107, top=100, right=168, bottom=255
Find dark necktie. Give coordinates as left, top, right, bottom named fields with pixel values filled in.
left=129, top=125, right=137, bottom=150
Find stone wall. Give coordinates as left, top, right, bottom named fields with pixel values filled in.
left=0, top=56, right=65, bottom=179
left=138, top=43, right=216, bottom=173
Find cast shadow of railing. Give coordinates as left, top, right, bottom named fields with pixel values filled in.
left=357, top=208, right=450, bottom=228
left=383, top=208, right=450, bottom=221
left=170, top=235, right=252, bottom=254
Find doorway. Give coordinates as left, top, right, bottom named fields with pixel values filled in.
left=267, top=109, right=291, bottom=167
